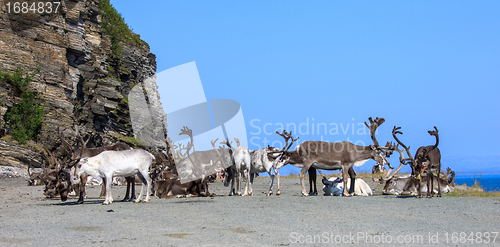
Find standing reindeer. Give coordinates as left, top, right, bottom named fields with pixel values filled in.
left=249, top=145, right=281, bottom=196
left=56, top=127, right=136, bottom=203
left=221, top=139, right=251, bottom=196
left=275, top=117, right=394, bottom=196
left=391, top=126, right=441, bottom=197
left=269, top=131, right=299, bottom=195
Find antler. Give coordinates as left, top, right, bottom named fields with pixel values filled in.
left=211, top=138, right=232, bottom=167
left=221, top=138, right=235, bottom=150
left=175, top=142, right=191, bottom=160
left=392, top=126, right=415, bottom=165
left=211, top=138, right=219, bottom=149
left=41, top=144, right=62, bottom=171
left=55, top=126, right=87, bottom=168
left=68, top=125, right=88, bottom=167
left=378, top=143, right=406, bottom=182
left=275, top=130, right=299, bottom=153
left=179, top=126, right=195, bottom=154
left=57, top=127, right=73, bottom=155
left=364, top=117, right=385, bottom=147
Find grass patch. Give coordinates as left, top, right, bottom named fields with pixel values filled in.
left=446, top=184, right=500, bottom=197
left=1, top=68, right=45, bottom=144
left=111, top=132, right=143, bottom=148
left=99, top=0, right=143, bottom=60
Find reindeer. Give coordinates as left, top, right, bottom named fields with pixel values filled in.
left=382, top=168, right=455, bottom=195
left=41, top=144, right=81, bottom=201
left=274, top=117, right=394, bottom=196
left=55, top=127, right=136, bottom=203
left=415, top=127, right=441, bottom=197
left=248, top=145, right=281, bottom=196
left=76, top=149, right=154, bottom=204
left=267, top=131, right=299, bottom=195
left=389, top=126, right=441, bottom=198
left=322, top=176, right=373, bottom=196
left=218, top=138, right=282, bottom=196
left=153, top=171, right=212, bottom=198
left=220, top=139, right=251, bottom=196
left=174, top=126, right=230, bottom=183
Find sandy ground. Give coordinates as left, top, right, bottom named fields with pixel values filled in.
left=0, top=176, right=499, bottom=247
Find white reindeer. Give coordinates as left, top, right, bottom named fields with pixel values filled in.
left=250, top=147, right=280, bottom=196
left=76, top=149, right=154, bottom=205
left=222, top=140, right=251, bottom=196
left=322, top=177, right=373, bottom=196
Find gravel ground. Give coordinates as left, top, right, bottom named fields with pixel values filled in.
left=0, top=176, right=499, bottom=246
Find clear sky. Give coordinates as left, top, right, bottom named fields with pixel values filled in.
left=111, top=1, right=500, bottom=174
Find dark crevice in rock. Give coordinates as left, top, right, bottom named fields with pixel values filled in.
left=66, top=49, right=86, bottom=68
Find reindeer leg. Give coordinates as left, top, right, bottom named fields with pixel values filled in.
left=416, top=174, right=422, bottom=198
left=300, top=162, right=313, bottom=196
left=308, top=167, right=318, bottom=196
left=348, top=167, right=356, bottom=196
left=267, top=169, right=274, bottom=196
left=341, top=167, right=351, bottom=197
left=427, top=171, right=433, bottom=198
left=122, top=176, right=135, bottom=201
left=103, top=174, right=113, bottom=205
left=243, top=170, right=250, bottom=196
left=130, top=176, right=136, bottom=201
left=99, top=177, right=106, bottom=198
left=236, top=167, right=242, bottom=196
left=437, top=164, right=442, bottom=197
left=229, top=170, right=235, bottom=196
left=135, top=171, right=150, bottom=203
left=122, top=177, right=130, bottom=201
left=77, top=174, right=88, bottom=204
left=275, top=167, right=281, bottom=196
left=250, top=173, right=255, bottom=196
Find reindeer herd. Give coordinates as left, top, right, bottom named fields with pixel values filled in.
left=29, top=117, right=456, bottom=205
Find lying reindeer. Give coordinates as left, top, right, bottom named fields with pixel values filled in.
left=322, top=176, right=373, bottom=196
left=382, top=168, right=455, bottom=196
left=154, top=172, right=213, bottom=198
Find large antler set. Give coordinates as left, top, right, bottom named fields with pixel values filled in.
left=274, top=130, right=299, bottom=156
left=386, top=125, right=441, bottom=197
left=391, top=126, right=439, bottom=174
left=365, top=117, right=397, bottom=158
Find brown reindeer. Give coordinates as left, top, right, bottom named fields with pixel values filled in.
left=390, top=126, right=441, bottom=198
left=153, top=171, right=212, bottom=198
left=275, top=117, right=394, bottom=196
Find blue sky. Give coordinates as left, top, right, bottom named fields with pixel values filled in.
left=112, top=1, right=500, bottom=174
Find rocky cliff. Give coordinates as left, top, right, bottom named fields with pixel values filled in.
left=0, top=0, right=167, bottom=168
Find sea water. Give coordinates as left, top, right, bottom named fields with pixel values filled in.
left=454, top=174, right=500, bottom=192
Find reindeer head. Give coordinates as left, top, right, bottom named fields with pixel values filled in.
left=55, top=168, right=72, bottom=202
left=273, top=130, right=299, bottom=163
left=42, top=142, right=74, bottom=201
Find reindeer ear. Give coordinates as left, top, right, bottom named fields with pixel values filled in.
left=370, top=145, right=376, bottom=150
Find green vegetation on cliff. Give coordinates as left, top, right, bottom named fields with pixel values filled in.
left=0, top=68, right=45, bottom=144
left=99, top=0, right=143, bottom=60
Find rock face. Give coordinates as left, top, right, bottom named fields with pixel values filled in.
left=0, top=0, right=167, bottom=168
